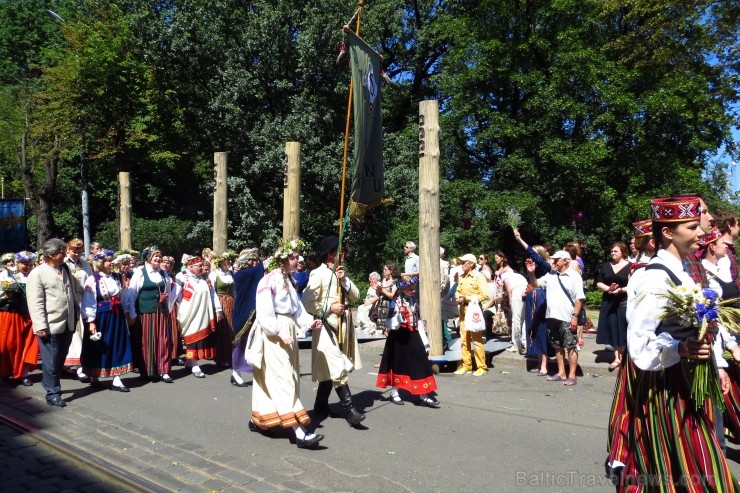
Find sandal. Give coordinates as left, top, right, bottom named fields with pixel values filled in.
left=547, top=375, right=566, bottom=382
left=564, top=378, right=577, bottom=386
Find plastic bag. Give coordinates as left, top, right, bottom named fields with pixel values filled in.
left=464, top=296, right=485, bottom=332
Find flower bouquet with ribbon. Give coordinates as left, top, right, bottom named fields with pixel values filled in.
left=653, top=282, right=740, bottom=410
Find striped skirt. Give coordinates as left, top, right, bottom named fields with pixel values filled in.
left=139, top=309, right=172, bottom=377
left=619, top=362, right=737, bottom=492
left=607, top=354, right=639, bottom=468
left=723, top=364, right=740, bottom=444
left=214, top=293, right=234, bottom=365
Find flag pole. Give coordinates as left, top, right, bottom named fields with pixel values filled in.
left=338, top=1, right=364, bottom=241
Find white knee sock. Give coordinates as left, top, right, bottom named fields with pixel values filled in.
left=232, top=370, right=244, bottom=384
left=391, top=387, right=400, bottom=398
left=113, top=376, right=123, bottom=387
left=191, top=365, right=201, bottom=374
left=293, top=426, right=306, bottom=439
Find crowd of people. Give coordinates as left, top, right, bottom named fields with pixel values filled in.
left=0, top=234, right=442, bottom=450
left=6, top=198, right=740, bottom=473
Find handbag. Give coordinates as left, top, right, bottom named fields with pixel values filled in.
left=244, top=321, right=264, bottom=369
left=368, top=299, right=380, bottom=324
left=464, top=296, right=486, bottom=332
left=555, top=274, right=587, bottom=325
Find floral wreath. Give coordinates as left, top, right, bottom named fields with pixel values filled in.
left=397, top=276, right=419, bottom=289
left=268, top=238, right=306, bottom=271
left=14, top=251, right=36, bottom=263
left=112, top=253, right=132, bottom=265
left=92, top=249, right=115, bottom=261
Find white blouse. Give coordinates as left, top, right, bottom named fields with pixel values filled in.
left=627, top=249, right=727, bottom=370
left=82, top=273, right=130, bottom=322
left=256, top=270, right=313, bottom=338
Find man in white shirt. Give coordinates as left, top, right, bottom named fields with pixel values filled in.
left=402, top=241, right=419, bottom=277
left=526, top=250, right=585, bottom=386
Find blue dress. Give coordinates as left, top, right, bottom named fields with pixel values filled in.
left=231, top=264, right=264, bottom=372
left=81, top=273, right=134, bottom=378
left=523, top=247, right=551, bottom=357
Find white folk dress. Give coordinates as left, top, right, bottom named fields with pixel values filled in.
left=251, top=270, right=314, bottom=429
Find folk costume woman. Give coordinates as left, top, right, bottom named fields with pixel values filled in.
left=176, top=256, right=221, bottom=378
left=63, top=238, right=92, bottom=380
left=210, top=252, right=236, bottom=368
left=250, top=240, right=324, bottom=448
left=81, top=250, right=134, bottom=392
left=127, top=246, right=177, bottom=383
left=230, top=249, right=264, bottom=387
left=697, top=227, right=740, bottom=450
left=606, top=219, right=653, bottom=481
left=160, top=255, right=182, bottom=365
left=619, top=197, right=737, bottom=492
left=0, top=251, right=38, bottom=386
left=376, top=276, right=439, bottom=407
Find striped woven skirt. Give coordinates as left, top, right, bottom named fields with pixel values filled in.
left=619, top=362, right=737, bottom=492
left=607, top=354, right=637, bottom=468
left=214, top=293, right=234, bottom=365
left=722, top=364, right=740, bottom=445
left=139, top=309, right=172, bottom=377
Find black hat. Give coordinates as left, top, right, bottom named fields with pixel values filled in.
left=318, top=236, right=339, bottom=256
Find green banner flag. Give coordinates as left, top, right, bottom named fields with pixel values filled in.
left=346, top=29, right=388, bottom=221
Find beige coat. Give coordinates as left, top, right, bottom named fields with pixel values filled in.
left=302, top=263, right=361, bottom=383
left=26, top=263, right=79, bottom=335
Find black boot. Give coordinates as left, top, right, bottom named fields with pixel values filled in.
left=313, top=380, right=334, bottom=417
left=336, top=385, right=365, bottom=427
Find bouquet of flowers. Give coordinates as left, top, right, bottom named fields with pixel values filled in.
left=506, top=207, right=522, bottom=230
left=0, top=279, right=21, bottom=294
left=653, top=282, right=740, bottom=409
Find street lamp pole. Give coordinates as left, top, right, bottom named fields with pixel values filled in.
left=46, top=9, right=91, bottom=256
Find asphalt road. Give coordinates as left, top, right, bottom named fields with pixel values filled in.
left=6, top=341, right=740, bottom=493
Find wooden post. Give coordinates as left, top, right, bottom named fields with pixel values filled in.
left=283, top=142, right=301, bottom=240
left=418, top=100, right=442, bottom=361
left=213, top=152, right=228, bottom=253
left=118, top=172, right=132, bottom=250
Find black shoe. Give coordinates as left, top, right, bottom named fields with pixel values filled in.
left=112, top=384, right=130, bottom=392
left=419, top=396, right=440, bottom=408
left=21, top=377, right=32, bottom=387
left=79, top=376, right=91, bottom=384
left=390, top=394, right=404, bottom=405
left=192, top=370, right=205, bottom=378
left=46, top=396, right=66, bottom=407
left=296, top=433, right=324, bottom=449
left=248, top=420, right=274, bottom=436
left=231, top=376, right=248, bottom=387
left=161, top=375, right=173, bottom=383
left=176, top=358, right=186, bottom=366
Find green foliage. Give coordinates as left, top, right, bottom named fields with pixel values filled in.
left=585, top=289, right=603, bottom=310
left=94, top=215, right=210, bottom=260
left=0, top=0, right=737, bottom=279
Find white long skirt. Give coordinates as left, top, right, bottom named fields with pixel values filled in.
left=250, top=314, right=310, bottom=429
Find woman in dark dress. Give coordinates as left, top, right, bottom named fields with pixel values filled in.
left=230, top=249, right=264, bottom=387
left=595, top=242, right=630, bottom=371
left=513, top=228, right=552, bottom=375
left=376, top=275, right=439, bottom=407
